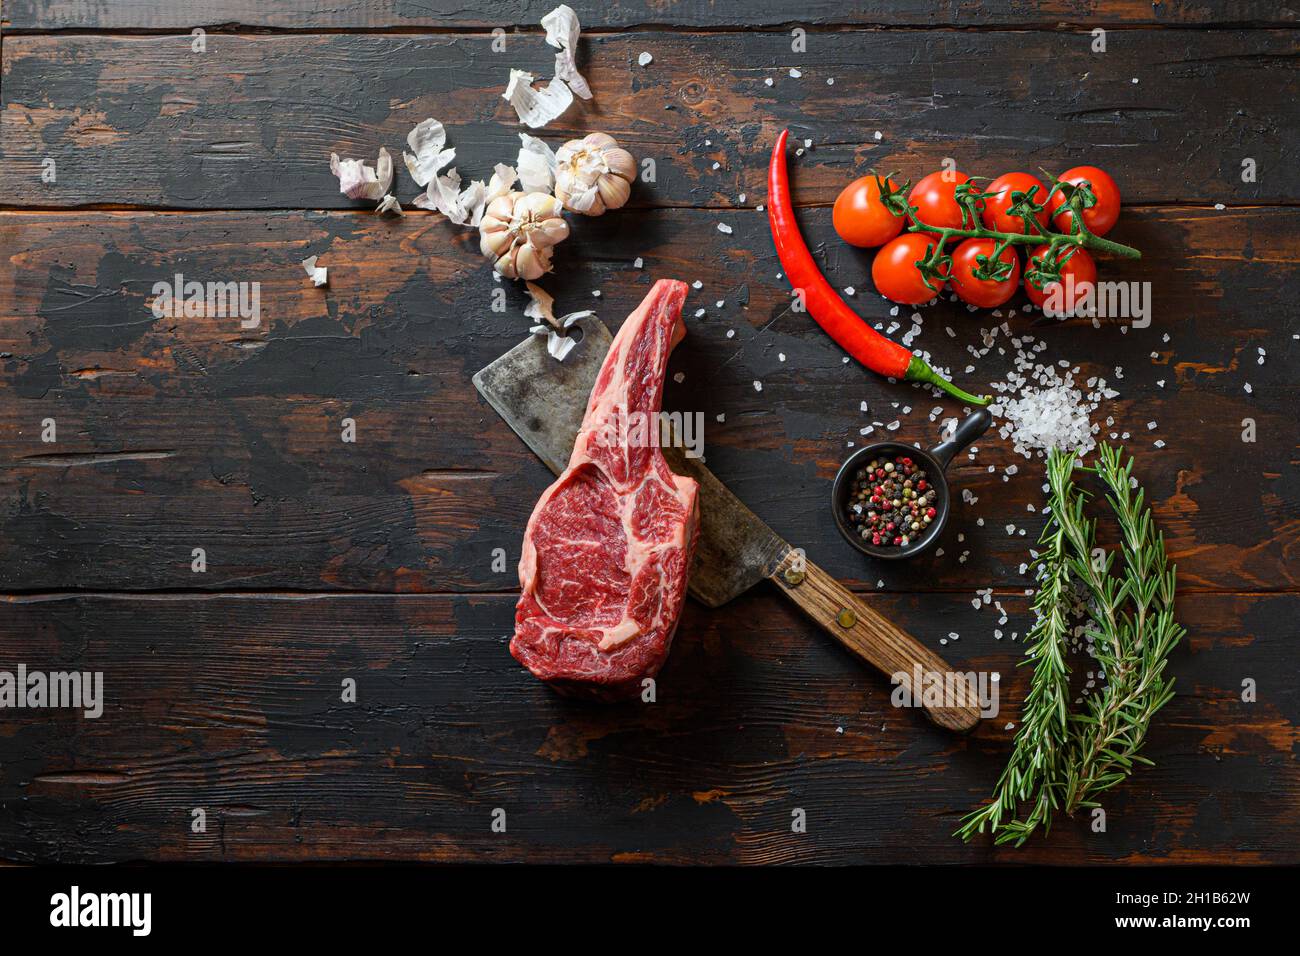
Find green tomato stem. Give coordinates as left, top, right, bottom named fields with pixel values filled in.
left=1074, top=231, right=1142, bottom=259
left=908, top=221, right=1141, bottom=260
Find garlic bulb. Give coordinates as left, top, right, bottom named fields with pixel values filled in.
left=479, top=191, right=570, bottom=280
left=554, top=133, right=635, bottom=216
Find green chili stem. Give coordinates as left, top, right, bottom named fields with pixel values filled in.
left=906, top=357, right=991, bottom=406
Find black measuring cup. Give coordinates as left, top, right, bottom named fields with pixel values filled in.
left=832, top=408, right=993, bottom=560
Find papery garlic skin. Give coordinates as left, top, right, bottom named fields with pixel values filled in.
left=554, top=133, right=635, bottom=216
left=503, top=69, right=574, bottom=129
left=330, top=147, right=394, bottom=201
left=479, top=191, right=570, bottom=280
left=516, top=134, right=557, bottom=193
left=403, top=119, right=454, bottom=187
left=541, top=4, right=591, bottom=100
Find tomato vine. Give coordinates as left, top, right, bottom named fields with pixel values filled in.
left=872, top=170, right=1141, bottom=293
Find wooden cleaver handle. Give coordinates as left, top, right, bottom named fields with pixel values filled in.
left=770, top=554, right=982, bottom=733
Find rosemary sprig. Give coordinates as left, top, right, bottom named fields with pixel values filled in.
left=958, top=445, right=1183, bottom=845
left=1063, top=445, right=1184, bottom=814
left=954, top=452, right=1076, bottom=845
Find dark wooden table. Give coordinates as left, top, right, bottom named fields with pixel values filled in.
left=1, top=2, right=1296, bottom=864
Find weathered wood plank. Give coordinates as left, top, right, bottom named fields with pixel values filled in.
left=0, top=590, right=1293, bottom=864
left=0, top=206, right=1294, bottom=594
left=3, top=29, right=1296, bottom=209
left=5, top=0, right=1293, bottom=31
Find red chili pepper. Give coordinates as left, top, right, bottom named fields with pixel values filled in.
left=767, top=129, right=990, bottom=406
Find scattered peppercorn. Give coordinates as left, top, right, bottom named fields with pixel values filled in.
left=844, top=453, right=939, bottom=548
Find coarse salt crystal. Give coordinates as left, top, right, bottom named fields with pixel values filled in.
left=989, top=358, right=1109, bottom=459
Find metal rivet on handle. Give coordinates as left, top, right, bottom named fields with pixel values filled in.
left=836, top=608, right=857, bottom=628
left=782, top=567, right=805, bottom=587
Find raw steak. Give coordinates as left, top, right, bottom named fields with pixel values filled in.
left=511, top=279, right=699, bottom=700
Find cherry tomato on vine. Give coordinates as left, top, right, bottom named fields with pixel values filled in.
left=949, top=238, right=1020, bottom=309
left=872, top=233, right=949, bottom=306
left=980, top=172, right=1051, bottom=236
left=1024, top=244, right=1098, bottom=316
left=1046, top=165, right=1121, bottom=237
left=907, top=169, right=970, bottom=242
left=833, top=175, right=905, bottom=248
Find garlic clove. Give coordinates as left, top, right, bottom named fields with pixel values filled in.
left=596, top=173, right=630, bottom=212
left=480, top=226, right=510, bottom=259
left=603, top=147, right=636, bottom=184
left=583, top=132, right=617, bottom=152
left=514, top=243, right=551, bottom=281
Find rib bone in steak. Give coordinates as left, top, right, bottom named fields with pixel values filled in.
left=511, top=279, right=699, bottom=700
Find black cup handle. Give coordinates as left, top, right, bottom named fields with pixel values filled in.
left=930, top=408, right=993, bottom=470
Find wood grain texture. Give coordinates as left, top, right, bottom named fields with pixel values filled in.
left=3, top=29, right=1296, bottom=209
left=0, top=589, right=1293, bottom=864
left=5, top=0, right=1295, bottom=31
left=0, top=206, right=1294, bottom=595
left=0, top=5, right=1296, bottom=867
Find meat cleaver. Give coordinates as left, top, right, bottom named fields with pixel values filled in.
left=473, top=315, right=980, bottom=732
